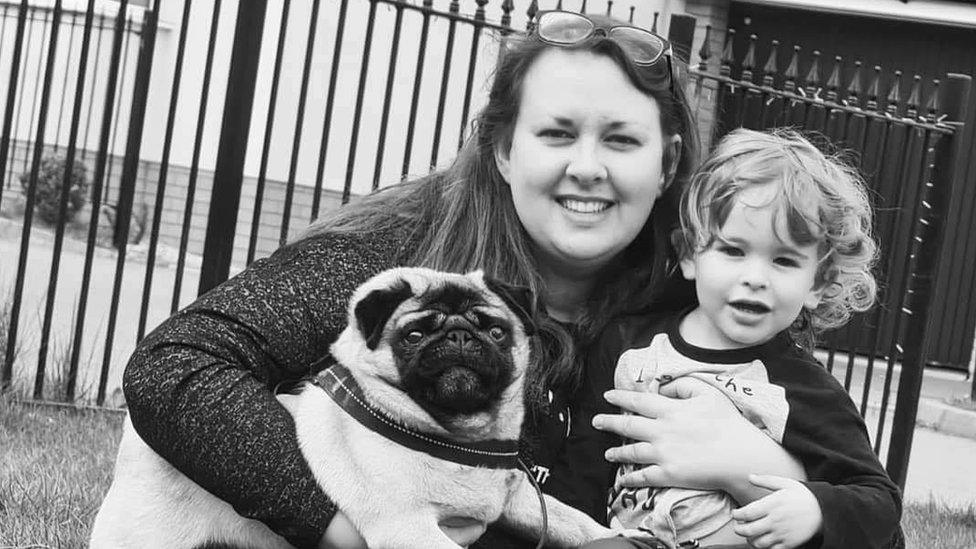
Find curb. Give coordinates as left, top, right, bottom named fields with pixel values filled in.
left=914, top=397, right=976, bottom=440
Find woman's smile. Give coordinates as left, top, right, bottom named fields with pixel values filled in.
left=556, top=196, right=615, bottom=215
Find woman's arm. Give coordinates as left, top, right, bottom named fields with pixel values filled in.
left=124, top=234, right=403, bottom=548
left=592, top=376, right=806, bottom=504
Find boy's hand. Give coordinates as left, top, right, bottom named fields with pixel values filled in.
left=730, top=474, right=823, bottom=549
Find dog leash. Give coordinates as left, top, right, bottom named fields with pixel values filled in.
left=518, top=458, right=548, bottom=549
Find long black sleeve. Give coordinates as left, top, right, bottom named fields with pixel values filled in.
left=123, top=230, right=409, bottom=547
left=769, top=347, right=902, bottom=549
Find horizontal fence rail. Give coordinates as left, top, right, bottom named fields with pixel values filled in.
left=0, top=0, right=971, bottom=497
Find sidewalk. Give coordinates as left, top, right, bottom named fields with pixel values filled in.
left=815, top=351, right=976, bottom=440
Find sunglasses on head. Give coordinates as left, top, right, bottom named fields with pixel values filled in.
left=532, top=10, right=676, bottom=92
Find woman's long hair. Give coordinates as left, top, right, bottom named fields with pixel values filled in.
left=297, top=17, right=700, bottom=397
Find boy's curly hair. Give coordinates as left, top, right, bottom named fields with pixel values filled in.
left=674, top=128, right=877, bottom=350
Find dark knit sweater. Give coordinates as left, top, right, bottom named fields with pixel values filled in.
left=123, top=226, right=621, bottom=548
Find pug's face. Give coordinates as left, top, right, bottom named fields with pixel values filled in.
left=347, top=269, right=535, bottom=422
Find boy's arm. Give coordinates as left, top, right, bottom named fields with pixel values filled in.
left=772, top=351, right=901, bottom=549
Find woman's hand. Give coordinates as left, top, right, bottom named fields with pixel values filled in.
left=591, top=377, right=805, bottom=503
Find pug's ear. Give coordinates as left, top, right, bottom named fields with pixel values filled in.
left=484, top=276, right=536, bottom=336
left=354, top=279, right=413, bottom=350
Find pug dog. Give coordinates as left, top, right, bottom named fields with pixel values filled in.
left=90, top=267, right=612, bottom=549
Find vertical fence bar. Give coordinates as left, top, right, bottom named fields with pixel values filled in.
left=80, top=14, right=105, bottom=162
left=172, top=0, right=221, bottom=311
left=371, top=2, right=405, bottom=190
left=247, top=0, right=290, bottom=264
left=52, top=11, right=78, bottom=149
left=400, top=0, right=434, bottom=179
left=428, top=0, right=459, bottom=168
left=102, top=13, right=135, bottom=203
left=68, top=0, right=131, bottom=395
left=0, top=0, right=29, bottom=390
left=887, top=74, right=971, bottom=488
left=341, top=0, right=378, bottom=204
left=279, top=0, right=321, bottom=246
left=197, top=0, right=268, bottom=294
left=310, top=0, right=349, bottom=216
left=5, top=8, right=35, bottom=187
left=457, top=0, right=487, bottom=151
left=97, top=4, right=158, bottom=405
left=137, top=0, right=192, bottom=341
left=13, top=0, right=62, bottom=399
left=40, top=0, right=97, bottom=402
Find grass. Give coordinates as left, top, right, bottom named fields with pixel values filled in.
left=0, top=393, right=124, bottom=548
left=1, top=395, right=975, bottom=549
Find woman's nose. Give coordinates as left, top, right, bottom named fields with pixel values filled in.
left=565, top=140, right=607, bottom=184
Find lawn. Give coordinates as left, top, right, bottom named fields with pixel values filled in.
left=2, top=395, right=975, bottom=549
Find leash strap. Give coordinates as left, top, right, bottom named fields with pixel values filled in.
left=313, top=364, right=520, bottom=469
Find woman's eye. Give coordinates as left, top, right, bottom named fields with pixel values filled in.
left=403, top=331, right=424, bottom=344
left=489, top=326, right=506, bottom=340
left=775, top=257, right=800, bottom=268
left=606, top=134, right=640, bottom=146
left=539, top=129, right=573, bottom=141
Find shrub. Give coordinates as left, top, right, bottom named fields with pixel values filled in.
left=19, top=154, right=91, bottom=225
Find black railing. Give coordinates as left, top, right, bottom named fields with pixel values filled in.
left=0, top=0, right=971, bottom=493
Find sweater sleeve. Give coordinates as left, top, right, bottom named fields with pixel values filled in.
left=770, top=349, right=902, bottom=549
left=122, top=232, right=405, bottom=548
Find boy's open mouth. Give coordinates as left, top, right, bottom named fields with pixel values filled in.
left=730, top=300, right=772, bottom=314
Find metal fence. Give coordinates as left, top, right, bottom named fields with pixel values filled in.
left=0, top=0, right=971, bottom=491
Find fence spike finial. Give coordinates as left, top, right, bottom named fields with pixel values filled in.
left=500, top=0, right=514, bottom=31
left=698, top=25, right=712, bottom=73
left=526, top=0, right=538, bottom=31
left=762, top=39, right=779, bottom=87
left=606, top=0, right=613, bottom=16
left=804, top=50, right=821, bottom=99
left=741, top=34, right=757, bottom=84
left=475, top=0, right=488, bottom=21
left=652, top=11, right=659, bottom=33
left=846, top=60, right=863, bottom=107
left=629, top=6, right=635, bottom=23
left=826, top=56, right=842, bottom=102
left=906, top=74, right=921, bottom=119
left=783, top=45, right=800, bottom=93
left=720, top=28, right=735, bottom=79
left=885, top=70, right=903, bottom=116
left=866, top=65, right=882, bottom=112
left=925, top=78, right=941, bottom=122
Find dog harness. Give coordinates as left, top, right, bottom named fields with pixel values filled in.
left=313, top=364, right=521, bottom=469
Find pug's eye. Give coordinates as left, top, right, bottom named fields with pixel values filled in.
left=489, top=326, right=506, bottom=340
left=403, top=331, right=424, bottom=344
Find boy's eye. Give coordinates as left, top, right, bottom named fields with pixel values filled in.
left=774, top=257, right=801, bottom=268
left=717, top=245, right=743, bottom=257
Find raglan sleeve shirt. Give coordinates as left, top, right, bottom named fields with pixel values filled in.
left=122, top=228, right=411, bottom=548
left=765, top=343, right=902, bottom=549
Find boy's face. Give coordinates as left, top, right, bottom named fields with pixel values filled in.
left=680, top=185, right=824, bottom=349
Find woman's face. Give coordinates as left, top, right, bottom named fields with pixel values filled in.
left=495, top=48, right=671, bottom=277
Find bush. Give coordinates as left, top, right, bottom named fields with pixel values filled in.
left=19, top=154, right=91, bottom=225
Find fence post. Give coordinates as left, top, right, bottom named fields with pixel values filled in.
left=885, top=73, right=972, bottom=488
left=0, top=0, right=29, bottom=391
left=113, top=8, right=156, bottom=248
left=667, top=13, right=695, bottom=65
left=197, top=0, right=267, bottom=294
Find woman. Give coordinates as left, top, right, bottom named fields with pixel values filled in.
left=123, top=11, right=803, bottom=548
